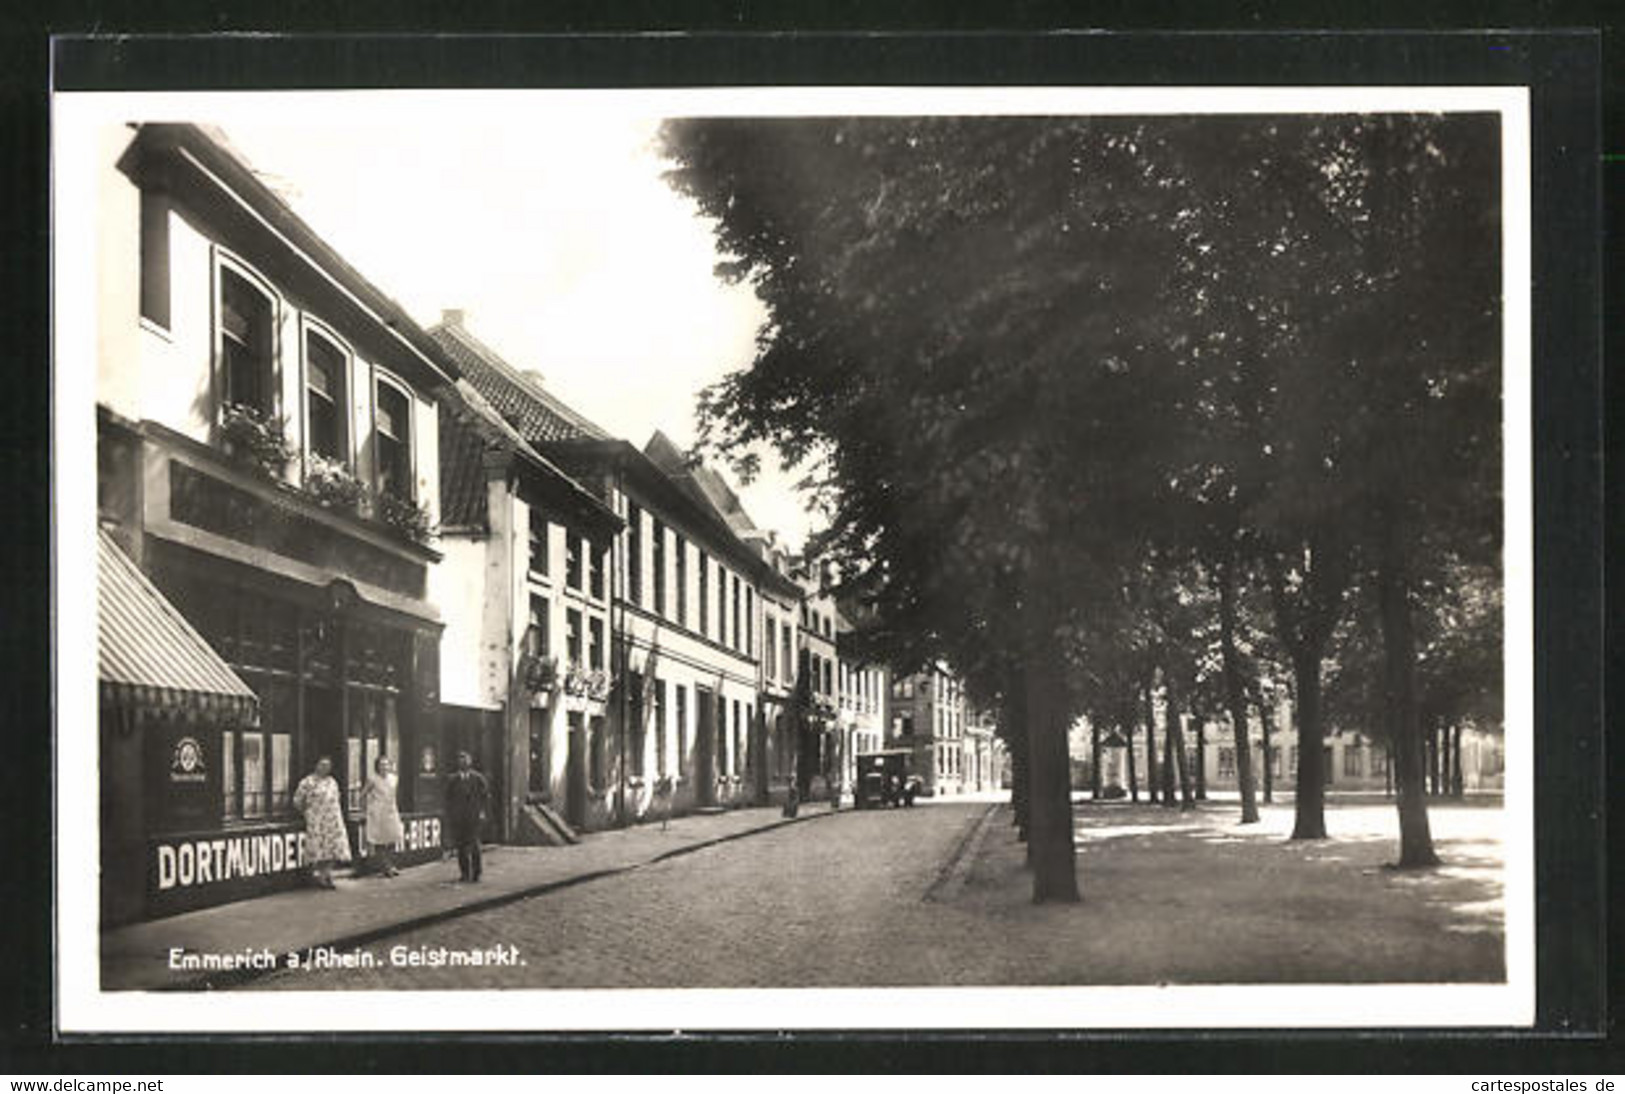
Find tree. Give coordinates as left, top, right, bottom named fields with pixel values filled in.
left=663, top=116, right=1211, bottom=901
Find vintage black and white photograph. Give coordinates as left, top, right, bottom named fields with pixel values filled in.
left=54, top=84, right=1532, bottom=1032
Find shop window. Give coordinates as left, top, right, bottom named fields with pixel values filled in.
left=304, top=327, right=349, bottom=463
left=221, top=729, right=238, bottom=820
left=566, top=530, right=582, bottom=590
left=375, top=379, right=413, bottom=500
left=243, top=734, right=267, bottom=818
left=528, top=509, right=549, bottom=577
left=676, top=685, right=689, bottom=777
left=218, top=264, right=276, bottom=417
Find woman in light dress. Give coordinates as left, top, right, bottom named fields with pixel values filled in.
left=292, top=756, right=352, bottom=889
left=363, top=755, right=405, bottom=877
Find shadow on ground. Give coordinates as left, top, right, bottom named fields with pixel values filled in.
left=948, top=799, right=1505, bottom=985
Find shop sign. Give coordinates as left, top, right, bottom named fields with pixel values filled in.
left=153, top=829, right=309, bottom=891
left=358, top=812, right=443, bottom=857
left=169, top=736, right=207, bottom=785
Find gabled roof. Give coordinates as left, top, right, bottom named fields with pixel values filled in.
left=429, top=321, right=609, bottom=445
left=437, top=379, right=620, bottom=535
left=644, top=430, right=759, bottom=537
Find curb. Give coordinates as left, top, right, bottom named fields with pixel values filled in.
left=921, top=802, right=1000, bottom=903
left=155, top=808, right=836, bottom=993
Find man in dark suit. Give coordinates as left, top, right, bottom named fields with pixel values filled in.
left=444, top=750, right=490, bottom=882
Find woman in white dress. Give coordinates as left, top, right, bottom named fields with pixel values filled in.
left=363, top=755, right=405, bottom=877
left=292, top=756, right=352, bottom=889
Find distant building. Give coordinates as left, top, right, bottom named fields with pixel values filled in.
left=887, top=664, right=971, bottom=797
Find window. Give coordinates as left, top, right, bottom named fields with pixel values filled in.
left=588, top=714, right=606, bottom=792
left=304, top=328, right=348, bottom=463
left=732, top=699, right=742, bottom=778
left=566, top=530, right=583, bottom=590
left=717, top=700, right=729, bottom=777
left=765, top=617, right=777, bottom=678
left=823, top=660, right=833, bottom=697
left=1371, top=748, right=1389, bottom=776
left=655, top=679, right=668, bottom=778
left=526, top=594, right=550, bottom=657
left=528, top=707, right=551, bottom=798
left=697, top=549, right=709, bottom=639
left=732, top=574, right=741, bottom=651
left=375, top=380, right=413, bottom=500
left=1217, top=747, right=1236, bottom=777
left=628, top=671, right=645, bottom=778
left=140, top=190, right=170, bottom=328
left=626, top=503, right=642, bottom=607
left=528, top=509, right=550, bottom=577
left=218, top=265, right=276, bottom=416
left=589, top=617, right=604, bottom=670
left=675, top=685, right=689, bottom=777
left=589, top=542, right=605, bottom=600
left=653, top=520, right=667, bottom=616
left=675, top=534, right=688, bottom=627
left=1344, top=745, right=1363, bottom=777
left=566, top=608, right=582, bottom=666
left=1289, top=746, right=1300, bottom=777
left=745, top=588, right=754, bottom=656
left=782, top=625, right=793, bottom=684
left=809, top=654, right=820, bottom=695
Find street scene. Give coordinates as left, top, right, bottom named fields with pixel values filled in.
left=75, top=95, right=1512, bottom=1004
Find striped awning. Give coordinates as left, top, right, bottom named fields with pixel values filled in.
left=97, top=528, right=260, bottom=724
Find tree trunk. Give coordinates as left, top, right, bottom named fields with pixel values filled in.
left=1289, top=649, right=1328, bottom=839
left=1141, top=677, right=1159, bottom=804
left=1385, top=744, right=1394, bottom=798
left=1376, top=550, right=1439, bottom=866
left=1090, top=720, right=1102, bottom=799
left=1194, top=718, right=1207, bottom=801
left=1174, top=701, right=1195, bottom=810
left=1023, top=650, right=1080, bottom=902
left=1125, top=720, right=1140, bottom=802
left=1001, top=681, right=1029, bottom=842
left=1160, top=674, right=1179, bottom=809
left=1217, top=560, right=1261, bottom=823
left=1252, top=679, right=1276, bottom=805
left=1451, top=724, right=1464, bottom=797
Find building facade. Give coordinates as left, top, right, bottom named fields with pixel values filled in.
left=887, top=664, right=971, bottom=797
left=433, top=315, right=802, bottom=828
left=96, top=123, right=456, bottom=921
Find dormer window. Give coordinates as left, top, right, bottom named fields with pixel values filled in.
left=375, top=378, right=412, bottom=500
left=218, top=265, right=276, bottom=416
left=304, top=327, right=349, bottom=463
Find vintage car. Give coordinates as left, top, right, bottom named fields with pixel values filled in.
left=854, top=748, right=924, bottom=809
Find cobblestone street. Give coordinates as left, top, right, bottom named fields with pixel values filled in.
left=247, top=795, right=1505, bottom=991
left=253, top=801, right=995, bottom=991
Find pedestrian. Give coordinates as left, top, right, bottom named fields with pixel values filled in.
left=291, top=756, right=351, bottom=890
left=444, top=749, right=489, bottom=883
left=362, top=755, right=404, bottom=878
left=782, top=781, right=799, bottom=818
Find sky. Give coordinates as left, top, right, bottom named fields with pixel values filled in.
left=218, top=112, right=818, bottom=549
